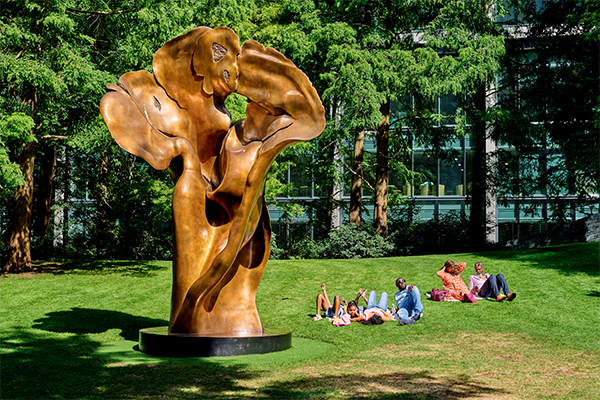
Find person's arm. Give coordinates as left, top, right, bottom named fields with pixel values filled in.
left=437, top=269, right=450, bottom=284
left=350, top=314, right=365, bottom=322
left=381, top=310, right=394, bottom=322
left=354, top=289, right=368, bottom=305
left=468, top=276, right=478, bottom=293
left=341, top=299, right=348, bottom=314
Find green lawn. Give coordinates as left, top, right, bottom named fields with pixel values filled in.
left=2, top=242, right=599, bottom=399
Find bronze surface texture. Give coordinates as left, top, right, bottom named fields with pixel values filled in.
left=100, top=27, right=325, bottom=334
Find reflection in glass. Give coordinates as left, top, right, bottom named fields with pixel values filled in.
left=414, top=150, right=437, bottom=195
left=465, top=148, right=474, bottom=196
left=390, top=96, right=413, bottom=128
left=418, top=200, right=437, bottom=220
left=290, top=156, right=313, bottom=197
left=440, top=159, right=462, bottom=196
left=439, top=94, right=460, bottom=125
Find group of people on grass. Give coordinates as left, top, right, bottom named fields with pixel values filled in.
left=312, top=260, right=516, bottom=326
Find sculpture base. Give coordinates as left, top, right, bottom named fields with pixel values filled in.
left=138, top=326, right=292, bottom=357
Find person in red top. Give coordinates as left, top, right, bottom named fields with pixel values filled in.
left=436, top=260, right=474, bottom=302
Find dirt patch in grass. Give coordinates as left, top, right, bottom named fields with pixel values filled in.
left=495, top=355, right=522, bottom=360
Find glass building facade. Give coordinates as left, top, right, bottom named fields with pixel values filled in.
left=269, top=92, right=598, bottom=244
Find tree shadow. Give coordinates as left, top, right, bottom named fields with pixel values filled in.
left=258, top=371, right=504, bottom=399
left=2, top=322, right=504, bottom=399
left=480, top=242, right=600, bottom=277
left=32, top=307, right=168, bottom=341
left=29, top=260, right=167, bottom=277
left=1, top=327, right=257, bottom=399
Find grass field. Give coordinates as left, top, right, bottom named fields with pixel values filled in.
left=1, top=242, right=599, bottom=399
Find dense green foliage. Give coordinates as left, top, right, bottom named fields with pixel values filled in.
left=1, top=1, right=597, bottom=268
left=1, top=243, right=599, bottom=399
left=491, top=0, right=599, bottom=221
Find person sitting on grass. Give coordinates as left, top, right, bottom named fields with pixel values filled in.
left=350, top=290, right=394, bottom=325
left=437, top=260, right=475, bottom=302
left=392, top=277, right=423, bottom=324
left=312, top=283, right=344, bottom=321
left=469, top=262, right=517, bottom=302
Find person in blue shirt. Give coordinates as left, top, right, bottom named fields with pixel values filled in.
left=392, top=277, right=423, bottom=325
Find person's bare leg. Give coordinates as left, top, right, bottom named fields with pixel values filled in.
left=321, top=283, right=332, bottom=308
left=313, top=293, right=328, bottom=320
left=314, top=284, right=332, bottom=320
left=332, top=295, right=341, bottom=317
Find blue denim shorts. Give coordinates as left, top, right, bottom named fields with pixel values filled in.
left=326, top=305, right=344, bottom=318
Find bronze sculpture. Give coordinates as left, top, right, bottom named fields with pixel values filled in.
left=100, top=27, right=325, bottom=336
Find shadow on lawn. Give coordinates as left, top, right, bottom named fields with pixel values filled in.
left=1, top=327, right=257, bottom=399
left=2, top=324, right=502, bottom=400
left=6, top=310, right=502, bottom=399
left=482, top=242, right=600, bottom=277
left=32, top=307, right=167, bottom=341
left=29, top=259, right=167, bottom=277
left=258, top=371, right=504, bottom=399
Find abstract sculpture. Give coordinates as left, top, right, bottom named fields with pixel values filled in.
left=100, top=27, right=325, bottom=337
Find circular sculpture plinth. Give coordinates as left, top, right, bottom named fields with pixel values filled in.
left=139, top=327, right=292, bottom=357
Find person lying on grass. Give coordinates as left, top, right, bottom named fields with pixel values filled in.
left=312, top=283, right=345, bottom=321
left=350, top=290, right=394, bottom=325
left=316, top=288, right=370, bottom=322
left=468, top=262, right=517, bottom=302
left=345, top=288, right=369, bottom=321
left=437, top=260, right=476, bottom=302
left=392, top=277, right=423, bottom=324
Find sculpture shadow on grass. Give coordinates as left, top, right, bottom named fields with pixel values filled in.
left=1, top=327, right=255, bottom=399
left=32, top=307, right=167, bottom=341
left=2, top=326, right=503, bottom=399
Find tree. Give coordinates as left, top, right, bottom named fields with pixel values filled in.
left=490, top=0, right=599, bottom=225
left=1, top=0, right=116, bottom=272
left=312, top=1, right=506, bottom=243
left=2, top=0, right=268, bottom=270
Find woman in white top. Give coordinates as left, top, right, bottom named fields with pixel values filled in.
left=351, top=290, right=394, bottom=325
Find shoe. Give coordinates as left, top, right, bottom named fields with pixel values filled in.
left=411, top=312, right=422, bottom=322
left=398, top=319, right=416, bottom=326
left=507, top=292, right=517, bottom=301
left=312, top=315, right=322, bottom=321
left=496, top=295, right=506, bottom=302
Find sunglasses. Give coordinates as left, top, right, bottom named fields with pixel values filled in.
left=397, top=279, right=405, bottom=284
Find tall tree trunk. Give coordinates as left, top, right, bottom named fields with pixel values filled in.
left=94, top=152, right=111, bottom=251
left=3, top=139, right=37, bottom=273
left=33, top=144, right=57, bottom=238
left=324, top=140, right=336, bottom=232
left=469, top=85, right=487, bottom=249
left=374, top=99, right=390, bottom=237
left=330, top=139, right=342, bottom=230
left=349, top=128, right=365, bottom=227
left=324, top=99, right=342, bottom=232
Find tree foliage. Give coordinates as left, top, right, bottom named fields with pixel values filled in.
left=1, top=0, right=595, bottom=268
left=490, top=0, right=599, bottom=222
